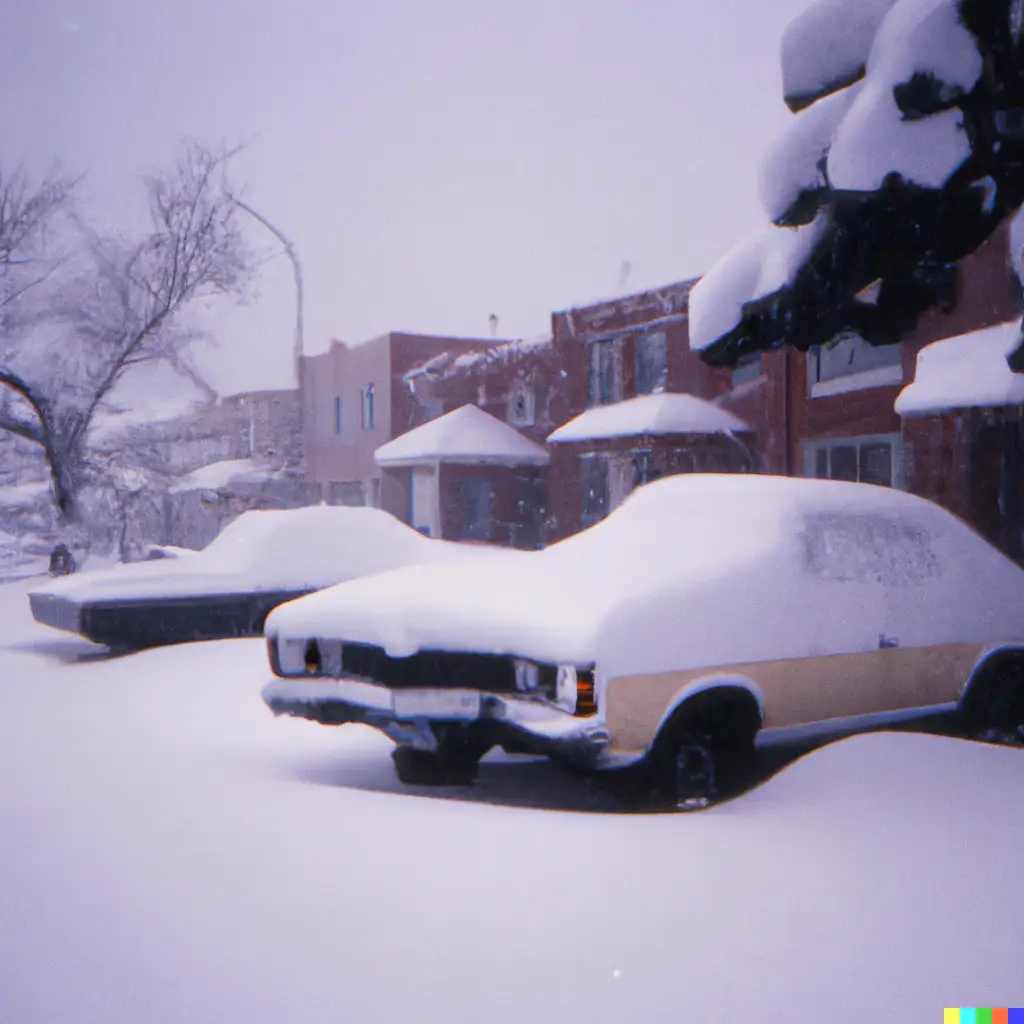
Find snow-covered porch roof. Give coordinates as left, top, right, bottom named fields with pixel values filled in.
left=374, top=404, right=550, bottom=468
left=167, top=458, right=286, bottom=494
left=546, top=393, right=751, bottom=444
left=895, top=320, right=1024, bottom=417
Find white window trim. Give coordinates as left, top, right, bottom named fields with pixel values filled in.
left=803, top=431, right=908, bottom=489
left=361, top=384, right=376, bottom=431
left=586, top=338, right=623, bottom=408
left=809, top=362, right=904, bottom=399
left=507, top=382, right=536, bottom=428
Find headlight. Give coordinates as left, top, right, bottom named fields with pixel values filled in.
left=513, top=658, right=541, bottom=693
left=555, top=665, right=578, bottom=713
left=303, top=639, right=322, bottom=674
left=555, top=665, right=597, bottom=717
left=276, top=636, right=316, bottom=676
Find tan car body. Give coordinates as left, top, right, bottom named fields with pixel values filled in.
left=601, top=641, right=1022, bottom=763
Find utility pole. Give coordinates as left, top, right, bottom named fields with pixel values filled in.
left=231, top=198, right=306, bottom=469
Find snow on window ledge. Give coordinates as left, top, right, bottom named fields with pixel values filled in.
left=810, top=363, right=903, bottom=399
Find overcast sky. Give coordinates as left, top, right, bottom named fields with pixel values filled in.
left=1, top=0, right=809, bottom=396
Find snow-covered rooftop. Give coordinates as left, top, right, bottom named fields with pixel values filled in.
left=895, top=320, right=1024, bottom=416
left=90, top=396, right=208, bottom=446
left=168, top=458, right=281, bottom=494
left=547, top=393, right=750, bottom=443
left=374, top=404, right=550, bottom=467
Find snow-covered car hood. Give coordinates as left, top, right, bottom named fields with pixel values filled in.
left=266, top=551, right=608, bottom=666
left=265, top=489, right=776, bottom=667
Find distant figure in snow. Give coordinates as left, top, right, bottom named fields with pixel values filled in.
left=48, top=543, right=76, bottom=576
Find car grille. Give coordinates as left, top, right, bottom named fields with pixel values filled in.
left=336, top=642, right=557, bottom=696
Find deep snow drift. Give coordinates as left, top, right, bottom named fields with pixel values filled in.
left=1, top=576, right=1022, bottom=1024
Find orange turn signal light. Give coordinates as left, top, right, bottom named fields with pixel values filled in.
left=575, top=669, right=597, bottom=717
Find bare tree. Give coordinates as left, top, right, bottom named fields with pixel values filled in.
left=0, top=164, right=75, bottom=322
left=0, top=140, right=252, bottom=523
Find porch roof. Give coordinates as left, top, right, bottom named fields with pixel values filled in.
left=547, top=392, right=750, bottom=444
left=895, top=320, right=1024, bottom=417
left=374, top=404, right=550, bottom=468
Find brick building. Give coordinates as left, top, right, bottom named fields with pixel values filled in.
left=301, top=332, right=502, bottom=509
left=386, top=218, right=1023, bottom=558
left=391, top=279, right=754, bottom=542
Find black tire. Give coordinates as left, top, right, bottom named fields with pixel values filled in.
left=391, top=742, right=482, bottom=787
left=648, top=696, right=758, bottom=811
left=961, top=656, right=1024, bottom=747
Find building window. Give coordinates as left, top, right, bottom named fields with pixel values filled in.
left=580, top=454, right=610, bottom=527
left=586, top=339, right=620, bottom=407
left=361, top=384, right=375, bottom=430
left=806, top=433, right=904, bottom=488
left=731, top=352, right=763, bottom=388
left=334, top=396, right=343, bottom=435
left=632, top=449, right=661, bottom=487
left=808, top=332, right=902, bottom=397
left=452, top=476, right=494, bottom=542
left=507, top=382, right=535, bottom=427
left=635, top=331, right=668, bottom=395
left=327, top=481, right=366, bottom=506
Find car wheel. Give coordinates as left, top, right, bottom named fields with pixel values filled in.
left=391, top=743, right=481, bottom=787
left=649, top=697, right=758, bottom=811
left=962, top=656, right=1024, bottom=747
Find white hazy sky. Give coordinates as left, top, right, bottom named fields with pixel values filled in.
left=1, top=0, right=809, bottom=396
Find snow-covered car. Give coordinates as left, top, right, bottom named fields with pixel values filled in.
left=29, top=505, right=477, bottom=651
left=261, top=475, right=1024, bottom=808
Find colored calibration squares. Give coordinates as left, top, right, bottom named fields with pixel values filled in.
left=944, top=1011, right=1024, bottom=1024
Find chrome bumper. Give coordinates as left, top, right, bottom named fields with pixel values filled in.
left=261, top=677, right=613, bottom=767
left=29, top=592, right=81, bottom=633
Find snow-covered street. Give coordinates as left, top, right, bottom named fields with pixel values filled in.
left=1, top=576, right=1022, bottom=1024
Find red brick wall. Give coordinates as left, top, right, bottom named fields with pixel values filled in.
left=903, top=412, right=970, bottom=521
left=388, top=333, right=500, bottom=438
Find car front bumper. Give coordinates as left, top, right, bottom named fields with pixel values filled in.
left=261, top=677, right=614, bottom=767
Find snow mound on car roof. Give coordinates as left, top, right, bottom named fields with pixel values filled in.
left=30, top=505, right=459, bottom=603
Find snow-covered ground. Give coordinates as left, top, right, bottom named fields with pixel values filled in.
left=1, top=577, right=1022, bottom=1024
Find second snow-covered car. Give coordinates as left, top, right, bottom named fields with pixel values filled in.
left=29, top=505, right=478, bottom=651
left=261, top=475, right=1024, bottom=807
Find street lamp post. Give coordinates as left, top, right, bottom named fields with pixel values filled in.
left=231, top=199, right=308, bottom=482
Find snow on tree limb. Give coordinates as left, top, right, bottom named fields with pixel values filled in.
left=697, top=0, right=1024, bottom=374
left=782, top=0, right=899, bottom=111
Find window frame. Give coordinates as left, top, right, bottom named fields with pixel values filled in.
left=361, top=383, right=376, bottom=431
left=634, top=330, right=668, bottom=396
left=579, top=453, right=610, bottom=527
left=507, top=381, right=536, bottom=428
left=586, top=338, right=622, bottom=408
left=807, top=332, right=903, bottom=398
left=731, top=351, right=764, bottom=388
left=804, top=432, right=907, bottom=489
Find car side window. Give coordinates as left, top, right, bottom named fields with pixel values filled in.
left=799, top=511, right=939, bottom=586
